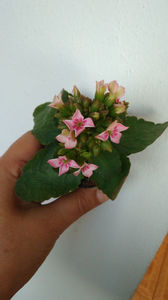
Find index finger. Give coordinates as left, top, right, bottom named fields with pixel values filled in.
left=1, top=131, right=41, bottom=182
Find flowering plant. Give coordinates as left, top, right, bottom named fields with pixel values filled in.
left=15, top=81, right=168, bottom=202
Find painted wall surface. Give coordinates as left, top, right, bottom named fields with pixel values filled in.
left=0, top=1, right=168, bottom=299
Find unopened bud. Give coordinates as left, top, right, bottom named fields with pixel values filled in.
left=95, top=80, right=108, bottom=102
left=88, top=139, right=95, bottom=149
left=105, top=94, right=115, bottom=107
left=90, top=100, right=100, bottom=112
left=72, top=85, right=80, bottom=97
left=82, top=97, right=91, bottom=108
left=54, top=112, right=61, bottom=119
left=81, top=151, right=91, bottom=159
left=90, top=112, right=100, bottom=120
left=101, top=140, right=113, bottom=152
left=92, top=144, right=100, bottom=156
left=101, top=110, right=109, bottom=117
left=79, top=133, right=88, bottom=143
left=113, top=103, right=126, bottom=114
left=58, top=148, right=67, bottom=155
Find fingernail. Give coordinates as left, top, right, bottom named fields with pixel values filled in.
left=96, top=189, right=109, bottom=203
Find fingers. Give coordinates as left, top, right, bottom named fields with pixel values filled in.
left=1, top=131, right=41, bottom=180
left=0, top=132, right=41, bottom=207
left=36, top=187, right=108, bottom=235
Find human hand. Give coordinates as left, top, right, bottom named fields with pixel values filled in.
left=0, top=132, right=108, bottom=299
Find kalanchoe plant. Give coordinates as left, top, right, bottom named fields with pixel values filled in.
left=15, top=81, right=168, bottom=202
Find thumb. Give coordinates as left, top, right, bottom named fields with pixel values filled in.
left=36, top=187, right=108, bottom=235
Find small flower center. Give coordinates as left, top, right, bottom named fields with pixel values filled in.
left=77, top=121, right=83, bottom=127
left=63, top=159, right=68, bottom=164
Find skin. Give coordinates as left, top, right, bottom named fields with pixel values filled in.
left=0, top=132, right=108, bottom=300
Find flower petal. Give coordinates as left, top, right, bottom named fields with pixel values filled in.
left=82, top=163, right=98, bottom=178
left=115, top=123, right=129, bottom=132
left=48, top=94, right=64, bottom=109
left=72, top=109, right=84, bottom=121
left=64, top=137, right=77, bottom=149
left=48, top=158, right=61, bottom=168
left=63, top=119, right=74, bottom=131
left=108, top=81, right=119, bottom=94
left=59, top=164, right=69, bottom=176
left=110, top=132, right=122, bottom=144
left=69, top=160, right=80, bottom=169
left=83, top=118, right=95, bottom=127
left=116, top=86, right=125, bottom=98
left=107, top=120, right=118, bottom=131
left=96, top=131, right=109, bottom=141
left=74, top=126, right=85, bottom=137
left=56, top=133, right=67, bottom=143
left=73, top=170, right=81, bottom=176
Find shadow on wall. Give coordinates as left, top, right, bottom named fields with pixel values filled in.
left=47, top=193, right=159, bottom=300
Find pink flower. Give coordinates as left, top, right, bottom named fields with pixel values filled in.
left=74, top=162, right=98, bottom=178
left=108, top=81, right=125, bottom=99
left=48, top=156, right=80, bottom=176
left=48, top=93, right=64, bottom=109
left=63, top=109, right=95, bottom=137
left=96, top=120, right=128, bottom=144
left=56, top=129, right=77, bottom=149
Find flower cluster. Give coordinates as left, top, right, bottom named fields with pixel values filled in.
left=48, top=81, right=129, bottom=177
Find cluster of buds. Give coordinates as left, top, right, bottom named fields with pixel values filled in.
left=48, top=81, right=129, bottom=177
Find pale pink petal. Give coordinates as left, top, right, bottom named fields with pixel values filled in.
left=96, top=131, right=109, bottom=141
left=115, top=123, right=129, bottom=132
left=107, top=120, right=118, bottom=131
left=63, top=119, right=74, bottom=131
left=69, top=160, right=80, bottom=169
left=72, top=109, right=84, bottom=121
left=64, top=137, right=77, bottom=149
left=56, top=133, right=67, bottom=143
left=82, top=163, right=98, bottom=178
left=74, top=126, right=85, bottom=137
left=110, top=132, right=122, bottom=144
left=83, top=118, right=95, bottom=127
left=48, top=158, right=61, bottom=168
left=96, top=80, right=105, bottom=90
left=108, top=81, right=119, bottom=94
left=73, top=170, right=81, bottom=176
left=88, top=164, right=98, bottom=171
left=59, top=164, right=69, bottom=176
left=48, top=94, right=64, bottom=109
left=116, top=86, right=125, bottom=98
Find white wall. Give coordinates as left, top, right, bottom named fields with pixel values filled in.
left=0, top=1, right=168, bottom=299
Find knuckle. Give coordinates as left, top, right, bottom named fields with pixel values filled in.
left=77, top=188, right=98, bottom=215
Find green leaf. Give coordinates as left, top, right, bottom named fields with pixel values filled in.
left=115, top=116, right=168, bottom=155
left=61, top=89, right=71, bottom=104
left=91, top=149, right=130, bottom=200
left=32, top=102, right=60, bottom=145
left=15, top=143, right=82, bottom=202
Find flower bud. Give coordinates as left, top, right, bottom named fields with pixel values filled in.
left=88, top=139, right=95, bottom=149
left=90, top=112, right=100, bottom=120
left=113, top=103, right=126, bottom=114
left=82, top=97, right=91, bottom=108
left=92, top=144, right=100, bottom=156
left=90, top=100, right=100, bottom=112
left=72, top=85, right=80, bottom=97
left=81, top=151, right=92, bottom=159
left=95, top=80, right=108, bottom=102
left=105, top=94, right=115, bottom=107
left=79, top=133, right=88, bottom=143
left=57, top=148, right=67, bottom=155
left=101, top=140, right=113, bottom=152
